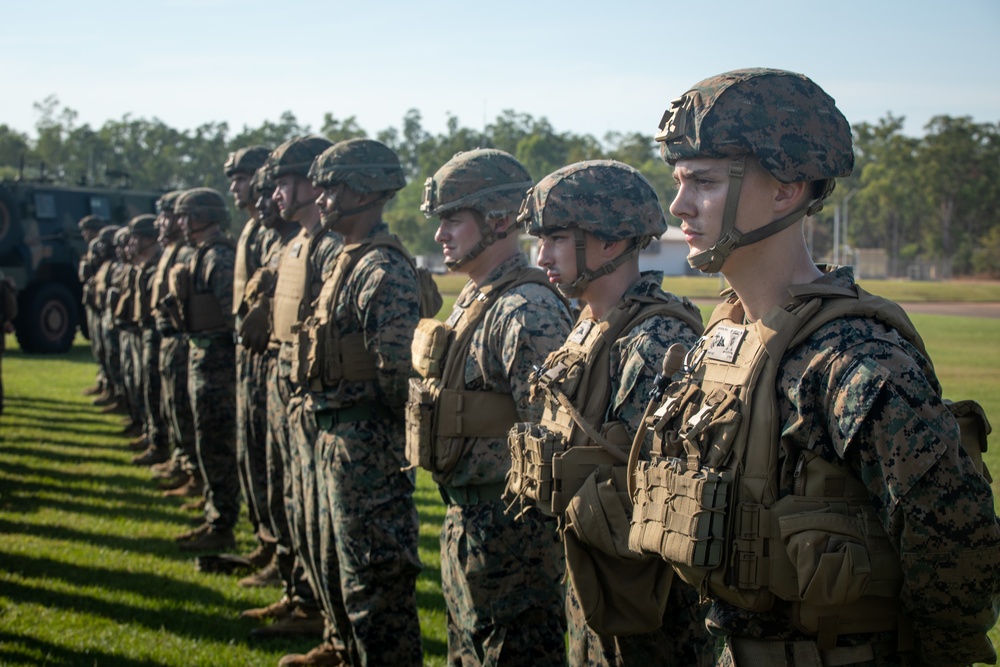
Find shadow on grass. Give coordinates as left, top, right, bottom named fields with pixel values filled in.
left=0, top=631, right=168, bottom=667
left=0, top=519, right=203, bottom=556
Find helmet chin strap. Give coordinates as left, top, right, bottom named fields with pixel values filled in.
left=319, top=188, right=390, bottom=233
left=445, top=211, right=509, bottom=271
left=557, top=229, right=642, bottom=298
left=687, top=156, right=822, bottom=273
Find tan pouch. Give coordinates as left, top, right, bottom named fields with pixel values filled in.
left=405, top=377, right=439, bottom=470
left=411, top=317, right=449, bottom=379
left=946, top=398, right=993, bottom=481
left=505, top=423, right=566, bottom=516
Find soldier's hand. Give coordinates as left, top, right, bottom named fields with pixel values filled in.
left=238, top=296, right=271, bottom=354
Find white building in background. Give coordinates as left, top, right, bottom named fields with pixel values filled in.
left=638, top=226, right=692, bottom=276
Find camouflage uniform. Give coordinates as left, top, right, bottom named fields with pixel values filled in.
left=0, top=269, right=14, bottom=418
left=293, top=137, right=427, bottom=665
left=514, top=160, right=714, bottom=667
left=154, top=239, right=197, bottom=476
left=629, top=68, right=1000, bottom=667
left=559, top=279, right=711, bottom=667
left=172, top=189, right=240, bottom=540
left=260, top=134, right=339, bottom=620
left=228, top=145, right=276, bottom=550
left=439, top=253, right=572, bottom=666
left=78, top=215, right=108, bottom=393
left=101, top=254, right=127, bottom=406
left=130, top=216, right=167, bottom=458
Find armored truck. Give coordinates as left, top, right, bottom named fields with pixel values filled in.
left=0, top=179, right=160, bottom=353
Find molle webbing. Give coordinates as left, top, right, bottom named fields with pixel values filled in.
left=184, top=238, right=234, bottom=334
left=272, top=231, right=316, bottom=344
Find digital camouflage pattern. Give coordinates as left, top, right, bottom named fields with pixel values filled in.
left=698, top=267, right=1000, bottom=666
left=300, top=222, right=424, bottom=664
left=551, top=273, right=714, bottom=667
left=265, top=225, right=342, bottom=612
left=175, top=187, right=230, bottom=227
left=268, top=136, right=334, bottom=179
left=136, top=246, right=167, bottom=456
left=421, top=149, right=533, bottom=219
left=309, top=139, right=407, bottom=194
left=520, top=159, right=666, bottom=243
left=185, top=234, right=239, bottom=532
left=225, top=145, right=271, bottom=177
left=655, top=67, right=854, bottom=184
left=153, top=242, right=198, bottom=474
left=437, top=252, right=572, bottom=666
left=234, top=217, right=278, bottom=543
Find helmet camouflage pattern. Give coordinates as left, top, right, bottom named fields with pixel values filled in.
left=97, top=225, right=120, bottom=248
left=224, top=145, right=271, bottom=177
left=421, top=148, right=532, bottom=219
left=519, top=159, right=666, bottom=242
left=655, top=68, right=854, bottom=273
left=78, top=214, right=107, bottom=232
left=309, top=138, right=406, bottom=194
left=251, top=165, right=275, bottom=196
left=113, top=226, right=130, bottom=247
left=156, top=190, right=183, bottom=215
left=267, top=135, right=334, bottom=179
left=175, top=187, right=230, bottom=226
left=655, top=67, right=853, bottom=183
left=128, top=214, right=159, bottom=238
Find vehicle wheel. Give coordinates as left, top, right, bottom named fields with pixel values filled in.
left=14, top=282, right=79, bottom=354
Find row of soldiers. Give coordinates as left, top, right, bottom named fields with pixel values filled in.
left=76, top=67, right=999, bottom=667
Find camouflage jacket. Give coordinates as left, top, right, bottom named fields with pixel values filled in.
left=307, top=222, right=420, bottom=415
left=440, top=253, right=573, bottom=488
left=707, top=267, right=1000, bottom=667
left=188, top=233, right=236, bottom=333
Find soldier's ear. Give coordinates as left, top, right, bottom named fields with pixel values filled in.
left=492, top=214, right=516, bottom=235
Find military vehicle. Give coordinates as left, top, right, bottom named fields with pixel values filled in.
left=0, top=178, right=161, bottom=353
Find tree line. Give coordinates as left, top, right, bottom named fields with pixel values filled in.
left=2, top=97, right=998, bottom=276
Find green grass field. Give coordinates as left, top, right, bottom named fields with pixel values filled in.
left=2, top=297, right=999, bottom=665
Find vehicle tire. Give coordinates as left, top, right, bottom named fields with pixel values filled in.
left=14, top=282, right=79, bottom=354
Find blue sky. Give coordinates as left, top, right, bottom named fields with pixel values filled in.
left=3, top=0, right=998, bottom=141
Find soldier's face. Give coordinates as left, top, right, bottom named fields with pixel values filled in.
left=536, top=229, right=578, bottom=286
left=670, top=157, right=778, bottom=266
left=229, top=173, right=253, bottom=209
left=434, top=209, right=481, bottom=268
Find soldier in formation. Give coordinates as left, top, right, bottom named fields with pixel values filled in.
left=510, top=159, right=715, bottom=666
left=627, top=67, right=1000, bottom=667
left=70, top=99, right=999, bottom=667
left=410, top=148, right=573, bottom=665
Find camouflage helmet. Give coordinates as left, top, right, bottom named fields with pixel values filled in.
left=78, top=214, right=107, bottom=232
left=97, top=224, right=120, bottom=248
left=156, top=190, right=183, bottom=215
left=309, top=138, right=406, bottom=194
left=267, top=135, right=334, bottom=179
left=520, top=160, right=666, bottom=242
left=113, top=226, right=131, bottom=247
left=520, top=160, right=665, bottom=297
left=655, top=68, right=853, bottom=273
left=656, top=68, right=853, bottom=183
left=422, top=149, right=532, bottom=270
left=421, top=148, right=532, bottom=219
left=128, top=214, right=159, bottom=238
left=251, top=165, right=275, bottom=196
left=224, top=145, right=271, bottom=177
left=175, top=187, right=230, bottom=227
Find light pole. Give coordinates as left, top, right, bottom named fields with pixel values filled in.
left=841, top=189, right=858, bottom=265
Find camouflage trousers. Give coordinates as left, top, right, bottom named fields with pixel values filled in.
left=188, top=335, right=239, bottom=531
left=303, top=403, right=423, bottom=666
left=566, top=574, right=715, bottom=667
left=159, top=333, right=197, bottom=474
left=101, top=311, right=123, bottom=400
left=236, top=343, right=271, bottom=541
left=120, top=327, right=143, bottom=425
left=441, top=500, right=566, bottom=667
left=86, top=306, right=107, bottom=391
left=140, top=328, right=167, bottom=452
left=265, top=357, right=319, bottom=609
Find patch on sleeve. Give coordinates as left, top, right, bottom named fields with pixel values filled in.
left=832, top=356, right=946, bottom=509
